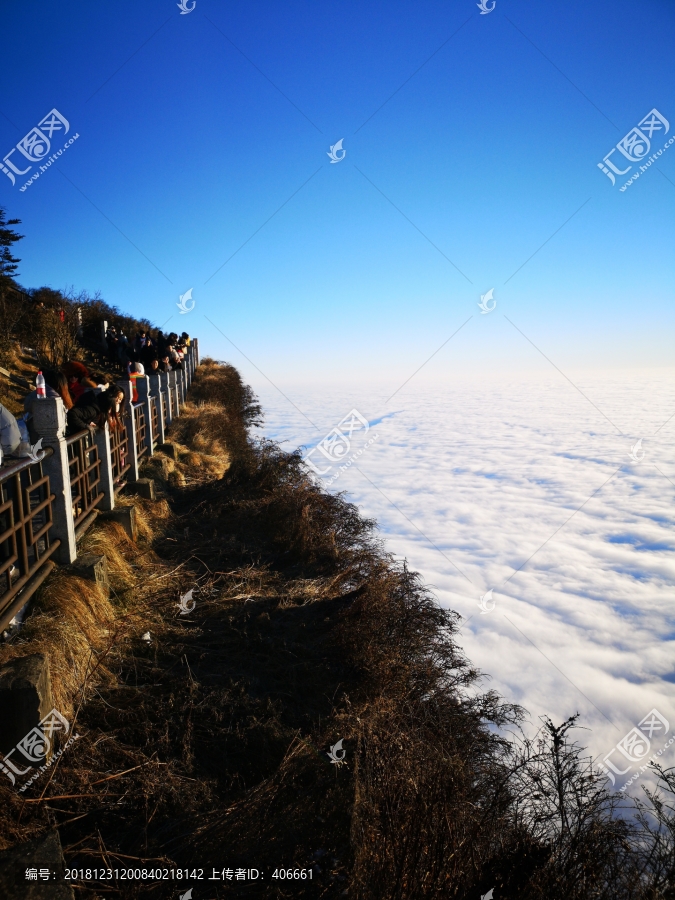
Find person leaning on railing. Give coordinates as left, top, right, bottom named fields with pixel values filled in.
left=67, top=386, right=126, bottom=436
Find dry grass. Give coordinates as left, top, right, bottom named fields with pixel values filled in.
left=0, top=346, right=45, bottom=416
left=80, top=522, right=136, bottom=592
left=0, top=574, right=114, bottom=721
left=167, top=401, right=232, bottom=473
left=0, top=360, right=671, bottom=899
left=0, top=501, right=167, bottom=724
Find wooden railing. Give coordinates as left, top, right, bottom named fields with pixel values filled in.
left=0, top=452, right=60, bottom=631
left=66, top=429, right=103, bottom=530
left=133, top=403, right=148, bottom=460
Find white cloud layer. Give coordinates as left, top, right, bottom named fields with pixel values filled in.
left=256, top=369, right=675, bottom=793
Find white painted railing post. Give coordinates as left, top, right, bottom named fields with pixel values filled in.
left=149, top=373, right=165, bottom=445
left=169, top=370, right=180, bottom=416
left=94, top=422, right=115, bottom=511
left=31, top=397, right=77, bottom=565
left=117, top=380, right=139, bottom=481
left=160, top=372, right=172, bottom=426
left=135, top=375, right=154, bottom=457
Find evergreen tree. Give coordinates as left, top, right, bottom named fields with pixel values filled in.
left=0, top=205, right=23, bottom=281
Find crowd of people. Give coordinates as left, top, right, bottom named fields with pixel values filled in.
left=0, top=326, right=191, bottom=460
left=104, top=327, right=190, bottom=377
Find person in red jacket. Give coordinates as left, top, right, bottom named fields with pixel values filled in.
left=62, top=360, right=95, bottom=403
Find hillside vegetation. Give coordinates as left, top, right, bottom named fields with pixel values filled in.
left=0, top=361, right=674, bottom=899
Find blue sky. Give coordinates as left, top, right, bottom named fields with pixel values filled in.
left=1, top=0, right=674, bottom=388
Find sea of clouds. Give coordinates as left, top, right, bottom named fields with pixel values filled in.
left=255, top=368, right=675, bottom=794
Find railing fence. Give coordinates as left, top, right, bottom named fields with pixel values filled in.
left=66, top=429, right=103, bottom=531
left=0, top=452, right=60, bottom=632
left=0, top=339, right=199, bottom=632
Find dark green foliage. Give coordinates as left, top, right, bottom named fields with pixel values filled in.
left=0, top=206, right=23, bottom=280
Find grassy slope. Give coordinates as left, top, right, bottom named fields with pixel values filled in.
left=0, top=361, right=669, bottom=900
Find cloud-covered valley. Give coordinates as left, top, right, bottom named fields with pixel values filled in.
left=257, top=369, right=675, bottom=790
